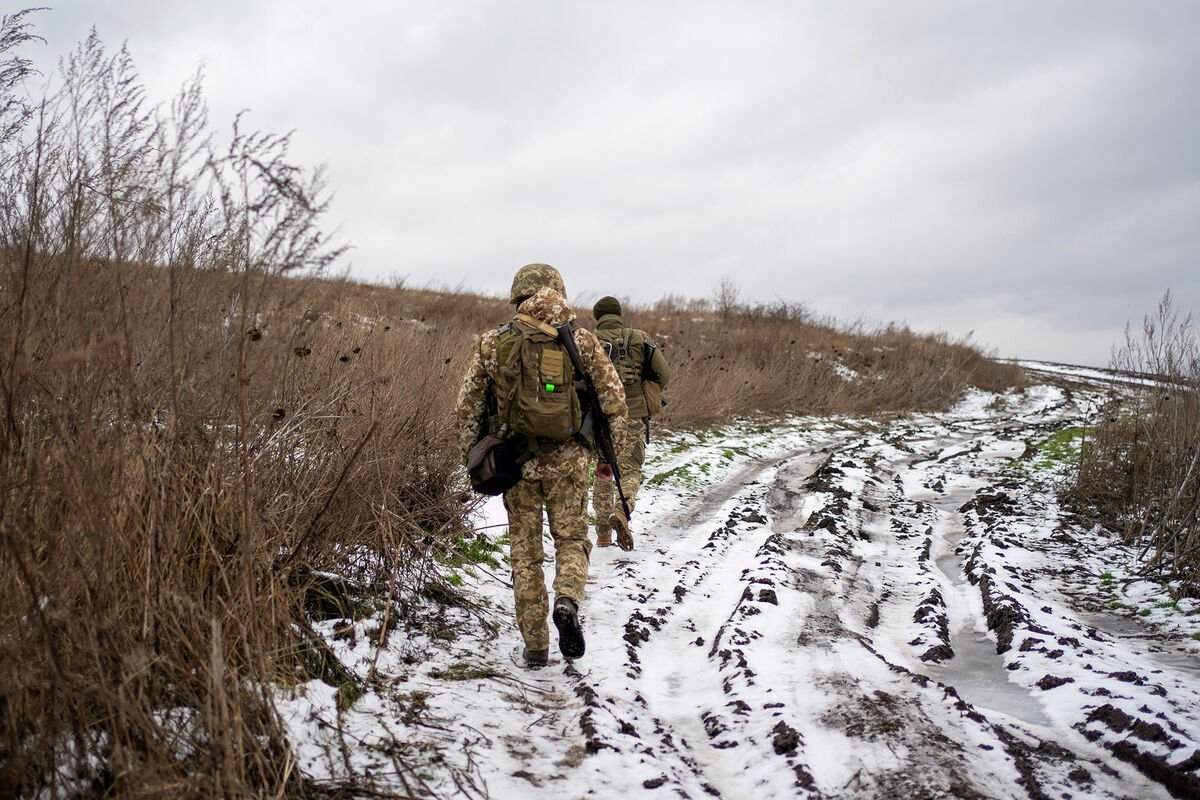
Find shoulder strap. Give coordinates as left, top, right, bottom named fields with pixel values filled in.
left=514, top=312, right=560, bottom=338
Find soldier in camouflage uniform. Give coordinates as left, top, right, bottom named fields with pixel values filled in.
left=590, top=296, right=671, bottom=550
left=455, top=265, right=627, bottom=668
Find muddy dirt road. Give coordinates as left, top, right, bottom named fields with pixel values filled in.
left=289, top=370, right=1200, bottom=799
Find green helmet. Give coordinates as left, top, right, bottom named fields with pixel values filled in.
left=509, top=263, right=566, bottom=304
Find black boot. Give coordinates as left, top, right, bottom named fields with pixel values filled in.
left=522, top=647, right=549, bottom=668
left=552, top=597, right=585, bottom=659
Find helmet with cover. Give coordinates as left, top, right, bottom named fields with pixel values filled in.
left=509, top=263, right=566, bottom=305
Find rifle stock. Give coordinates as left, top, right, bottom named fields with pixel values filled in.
left=556, top=323, right=632, bottom=521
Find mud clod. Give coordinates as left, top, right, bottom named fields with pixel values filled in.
left=978, top=573, right=1026, bottom=653
left=920, top=644, right=955, bottom=663
left=1067, top=766, right=1093, bottom=784
left=1109, top=670, right=1144, bottom=684
left=701, top=711, right=727, bottom=739
left=866, top=602, right=881, bottom=628
left=772, top=720, right=801, bottom=755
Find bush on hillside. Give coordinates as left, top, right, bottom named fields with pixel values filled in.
left=0, top=16, right=467, bottom=796
left=1066, top=291, right=1200, bottom=597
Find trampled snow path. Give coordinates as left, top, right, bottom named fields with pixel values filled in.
left=281, top=369, right=1200, bottom=800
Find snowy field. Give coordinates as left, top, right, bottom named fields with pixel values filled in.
left=277, top=365, right=1200, bottom=799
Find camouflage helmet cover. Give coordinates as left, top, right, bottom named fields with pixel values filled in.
left=509, top=263, right=566, bottom=304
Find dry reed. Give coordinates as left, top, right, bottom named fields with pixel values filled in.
left=0, top=18, right=470, bottom=797
left=1066, top=291, right=1200, bottom=597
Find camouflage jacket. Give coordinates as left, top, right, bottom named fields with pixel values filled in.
left=455, top=287, right=627, bottom=480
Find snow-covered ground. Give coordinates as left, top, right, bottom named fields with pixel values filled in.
left=277, top=366, right=1200, bottom=799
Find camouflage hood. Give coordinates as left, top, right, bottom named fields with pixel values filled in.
left=516, top=286, right=576, bottom=327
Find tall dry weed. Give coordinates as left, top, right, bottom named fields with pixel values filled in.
left=1067, top=291, right=1200, bottom=596
left=614, top=298, right=1023, bottom=428
left=0, top=19, right=469, bottom=797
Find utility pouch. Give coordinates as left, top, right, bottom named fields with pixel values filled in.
left=466, top=435, right=523, bottom=496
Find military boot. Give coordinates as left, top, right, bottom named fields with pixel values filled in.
left=552, top=597, right=585, bottom=659
left=595, top=524, right=613, bottom=547
left=609, top=509, right=633, bottom=551
left=522, top=647, right=549, bottom=669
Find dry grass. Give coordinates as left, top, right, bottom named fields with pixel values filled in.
left=0, top=13, right=1026, bottom=797
left=616, top=298, right=1024, bottom=428
left=0, top=19, right=472, bottom=797
left=1066, top=291, right=1200, bottom=597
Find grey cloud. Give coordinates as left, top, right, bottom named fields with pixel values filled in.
left=18, top=1, right=1200, bottom=367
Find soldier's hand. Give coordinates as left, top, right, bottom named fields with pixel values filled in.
left=596, top=462, right=614, bottom=481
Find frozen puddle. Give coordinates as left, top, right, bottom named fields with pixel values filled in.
left=927, top=491, right=1053, bottom=728
left=1080, top=610, right=1200, bottom=679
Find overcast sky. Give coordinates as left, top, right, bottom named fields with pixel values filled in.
left=19, top=1, right=1200, bottom=366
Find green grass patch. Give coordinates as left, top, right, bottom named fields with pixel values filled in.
left=649, top=457, right=714, bottom=487
left=646, top=462, right=696, bottom=488
left=438, top=531, right=506, bottom=590
left=1030, top=426, right=1090, bottom=472
left=665, top=440, right=693, bottom=456
left=444, top=531, right=505, bottom=570
left=429, top=661, right=503, bottom=681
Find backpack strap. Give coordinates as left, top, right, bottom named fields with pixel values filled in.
left=514, top=312, right=560, bottom=338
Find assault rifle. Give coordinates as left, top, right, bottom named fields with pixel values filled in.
left=556, top=323, right=632, bottom=524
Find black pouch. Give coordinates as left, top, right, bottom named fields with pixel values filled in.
left=466, top=435, right=523, bottom=496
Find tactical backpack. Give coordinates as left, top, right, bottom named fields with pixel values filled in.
left=597, top=327, right=660, bottom=419
left=493, top=314, right=584, bottom=442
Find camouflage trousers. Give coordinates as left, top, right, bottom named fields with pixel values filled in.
left=593, top=416, right=647, bottom=533
left=503, top=464, right=592, bottom=651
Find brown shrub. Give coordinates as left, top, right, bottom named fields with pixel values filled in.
left=601, top=300, right=1025, bottom=429
left=1066, top=291, right=1200, bottom=596
left=0, top=23, right=468, bottom=797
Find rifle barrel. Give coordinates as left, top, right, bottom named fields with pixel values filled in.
left=556, top=323, right=632, bottom=520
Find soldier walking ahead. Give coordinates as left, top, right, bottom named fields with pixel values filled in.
left=455, top=265, right=627, bottom=668
left=591, top=296, right=671, bottom=550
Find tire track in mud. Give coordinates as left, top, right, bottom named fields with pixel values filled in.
left=577, top=443, right=839, bottom=796
left=575, top=386, right=1178, bottom=799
